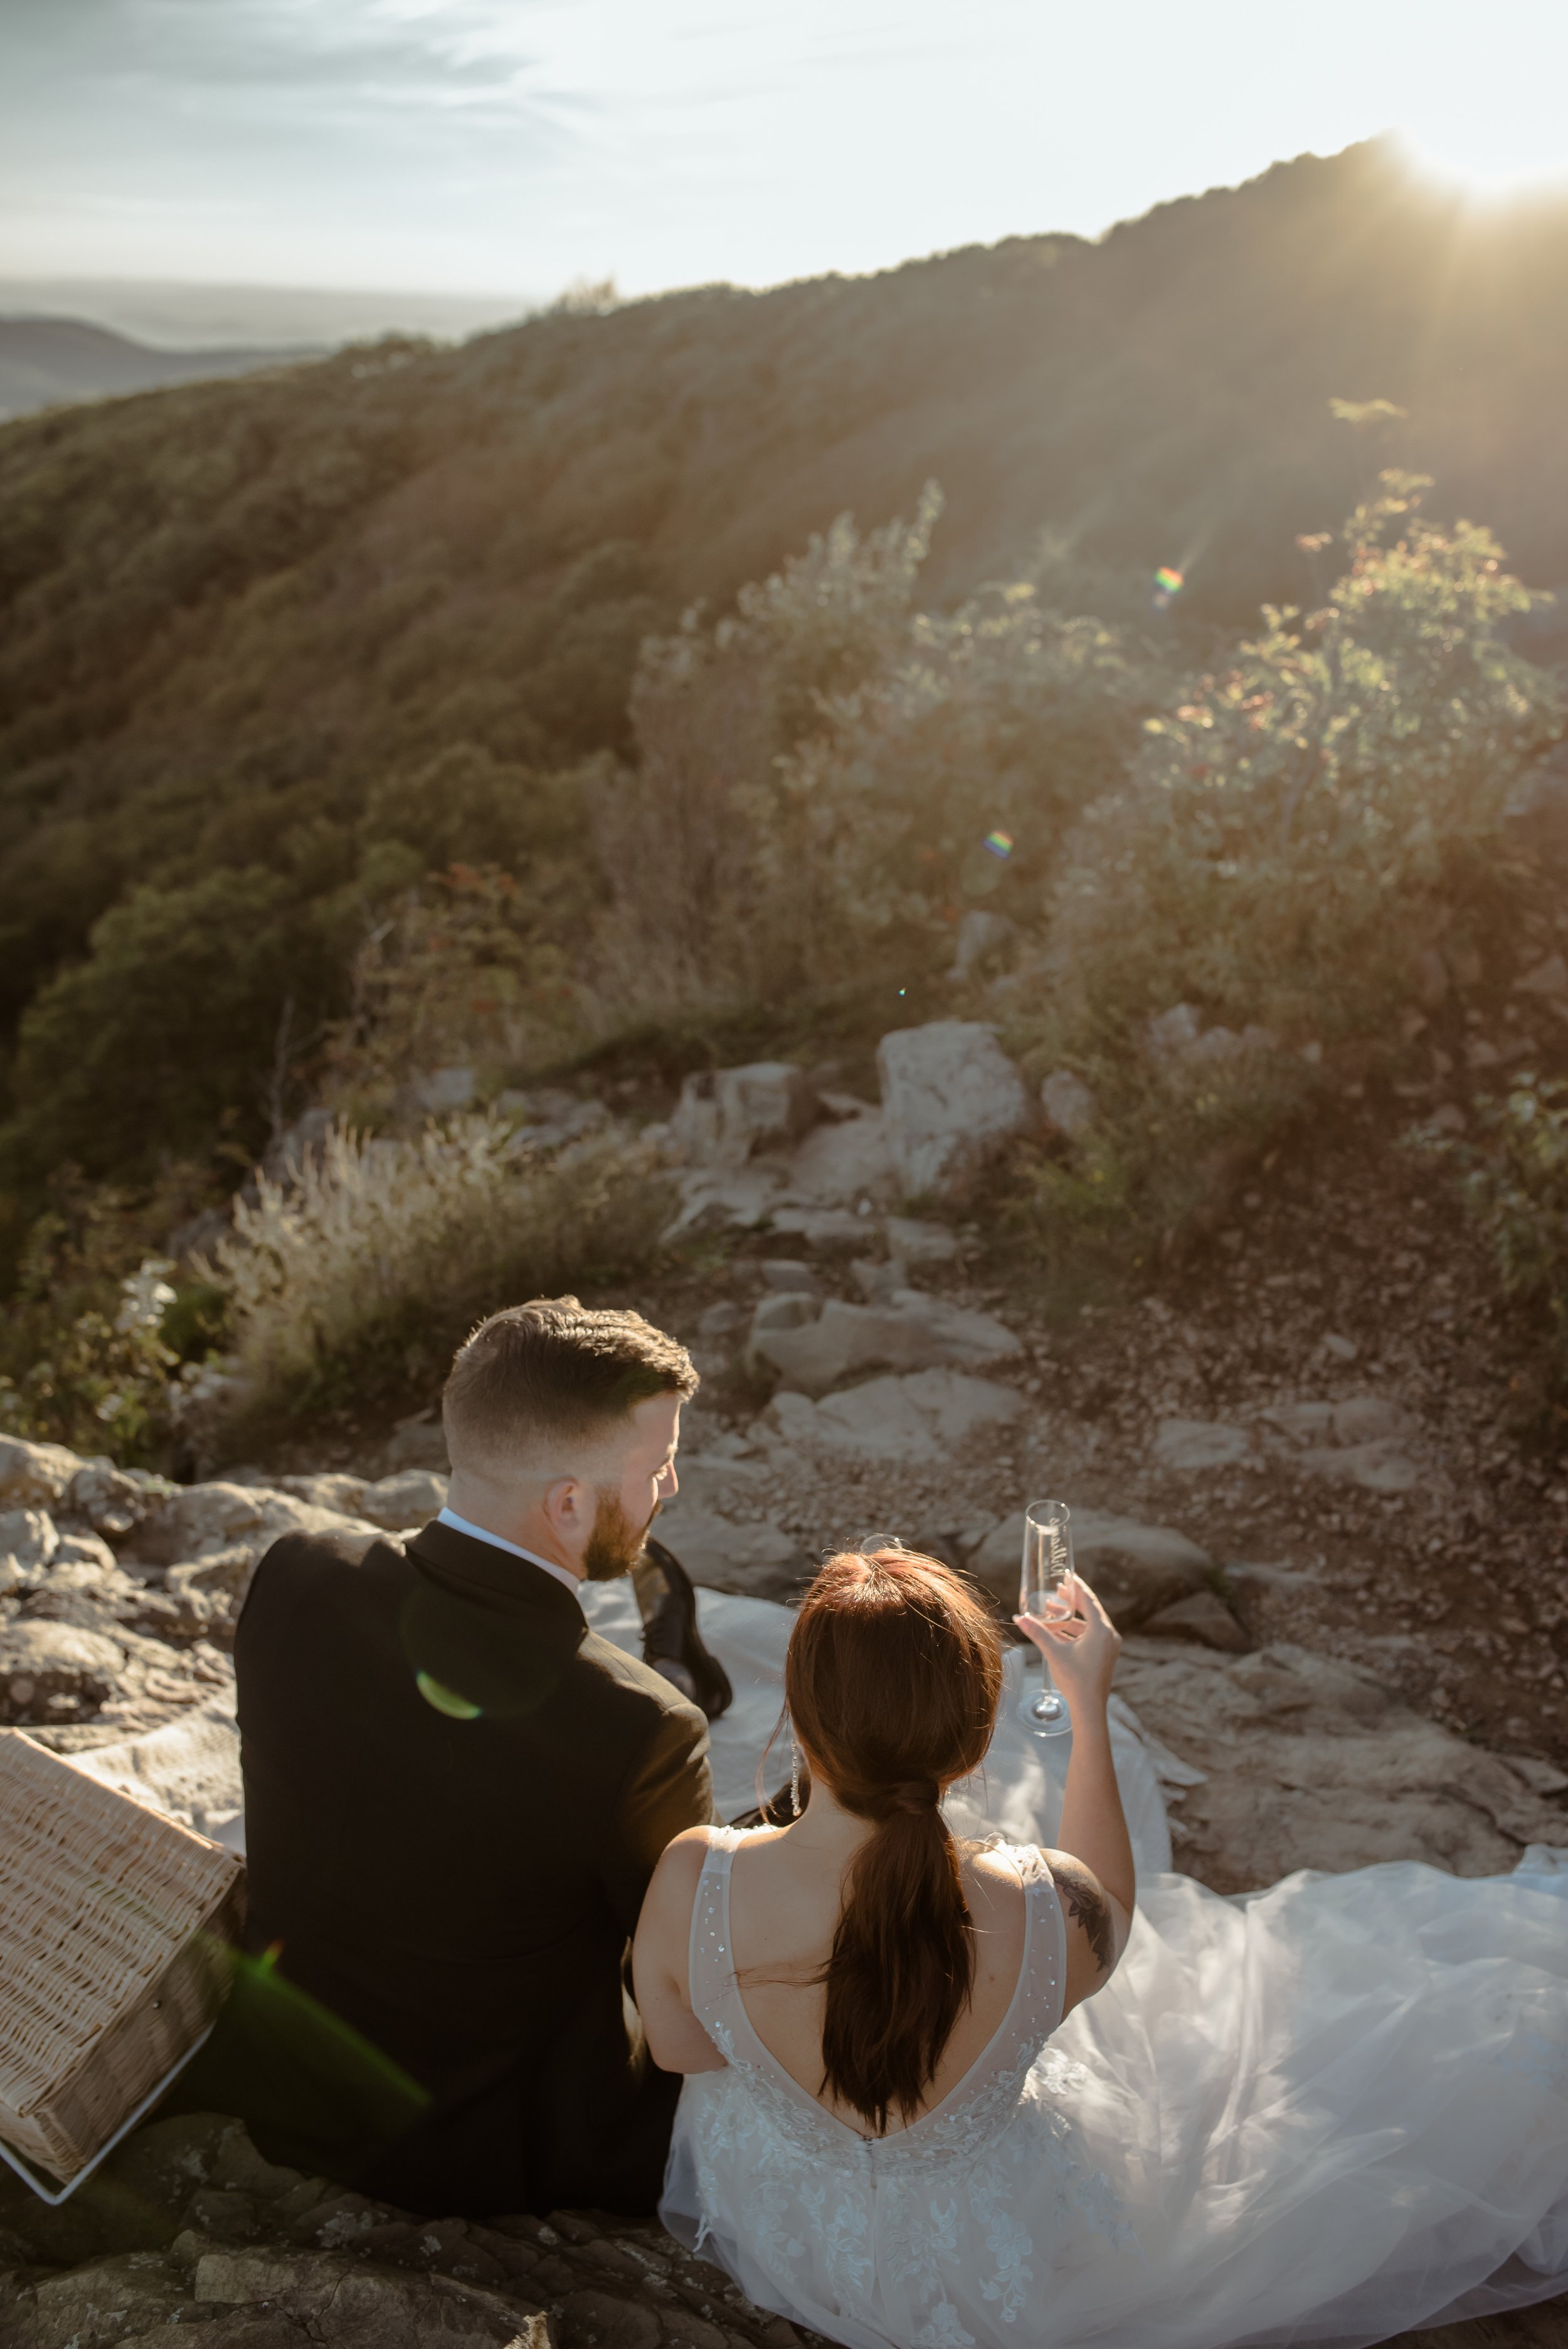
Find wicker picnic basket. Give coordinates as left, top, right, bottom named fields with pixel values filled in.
left=0, top=1729, right=244, bottom=2182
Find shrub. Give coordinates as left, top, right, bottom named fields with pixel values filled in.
left=3, top=864, right=347, bottom=1182
left=591, top=484, right=1158, bottom=1022
left=202, top=1112, right=674, bottom=1428
left=1444, top=1078, right=1568, bottom=1382
left=1005, top=471, right=1563, bottom=1253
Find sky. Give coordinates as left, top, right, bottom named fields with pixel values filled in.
left=3, top=0, right=1568, bottom=343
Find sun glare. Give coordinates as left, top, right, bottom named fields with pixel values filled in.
left=1396, top=126, right=1568, bottom=208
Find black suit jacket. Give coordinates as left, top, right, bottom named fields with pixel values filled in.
left=211, top=1517, right=716, bottom=2215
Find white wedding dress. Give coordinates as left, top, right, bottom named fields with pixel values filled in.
left=662, top=1829, right=1568, bottom=2349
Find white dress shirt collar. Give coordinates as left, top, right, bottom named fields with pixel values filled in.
left=435, top=1506, right=584, bottom=1606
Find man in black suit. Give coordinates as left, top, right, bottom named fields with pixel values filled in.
left=196, top=1296, right=715, bottom=2217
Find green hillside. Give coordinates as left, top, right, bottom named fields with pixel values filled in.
left=2, top=135, right=1567, bottom=1207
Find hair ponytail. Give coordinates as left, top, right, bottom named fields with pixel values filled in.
left=784, top=1551, right=1002, bottom=2134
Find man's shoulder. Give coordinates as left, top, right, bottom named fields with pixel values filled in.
left=575, top=1623, right=707, bottom=1735
left=246, top=1524, right=408, bottom=1606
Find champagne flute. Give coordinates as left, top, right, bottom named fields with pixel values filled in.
left=1015, top=1499, right=1074, bottom=1739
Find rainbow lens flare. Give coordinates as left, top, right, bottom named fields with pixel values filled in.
left=983, top=830, right=1015, bottom=861
left=1152, top=565, right=1185, bottom=612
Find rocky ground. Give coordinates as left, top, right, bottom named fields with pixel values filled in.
left=4, top=1024, right=1568, bottom=2345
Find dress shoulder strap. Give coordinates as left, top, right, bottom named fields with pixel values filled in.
left=992, top=1840, right=1067, bottom=2043
left=686, top=1827, right=755, bottom=2054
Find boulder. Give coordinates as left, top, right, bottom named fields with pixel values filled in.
left=0, top=1618, right=124, bottom=1724
left=968, top=1507, right=1212, bottom=1628
left=1115, top=1638, right=1568, bottom=1891
left=0, top=1505, right=60, bottom=1586
left=62, top=1460, right=150, bottom=1539
left=382, top=1412, right=450, bottom=1476
left=74, top=1705, right=245, bottom=1848
left=753, top=1293, right=1021, bottom=1396
left=128, top=1483, right=387, bottom=1620
left=358, top=1470, right=449, bottom=1531
left=669, top=1061, right=816, bottom=1165
left=750, top=1291, right=819, bottom=1339
left=950, top=908, right=1015, bottom=980
left=876, top=1022, right=1034, bottom=1200
left=763, top=1369, right=1024, bottom=1461
left=1142, top=1589, right=1250, bottom=1652
left=653, top=1505, right=804, bottom=1601
left=758, top=1258, right=818, bottom=1292
left=1039, top=1069, right=1097, bottom=1141
left=278, top=1471, right=371, bottom=1516
left=0, top=1434, right=81, bottom=1511
left=884, top=1215, right=960, bottom=1265
left=785, top=1105, right=898, bottom=1206
left=1153, top=1419, right=1254, bottom=1471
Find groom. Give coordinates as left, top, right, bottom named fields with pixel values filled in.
left=196, top=1298, right=714, bottom=2217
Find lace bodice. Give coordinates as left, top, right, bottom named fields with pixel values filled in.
left=687, top=1825, right=1067, bottom=2175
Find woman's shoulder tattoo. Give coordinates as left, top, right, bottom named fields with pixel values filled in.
left=1051, top=1854, right=1116, bottom=1976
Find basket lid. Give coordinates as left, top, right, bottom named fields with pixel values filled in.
left=0, top=1731, right=241, bottom=2121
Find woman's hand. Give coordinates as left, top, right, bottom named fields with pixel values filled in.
left=1014, top=1572, right=1121, bottom=1714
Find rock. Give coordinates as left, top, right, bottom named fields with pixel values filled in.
left=1039, top=1069, right=1096, bottom=1140
left=1328, top=1394, right=1419, bottom=1446
left=358, top=1470, right=449, bottom=1531
left=784, top=1106, right=897, bottom=1207
left=667, top=1163, right=788, bottom=1239
left=191, top=2247, right=548, bottom=2345
left=1115, top=1638, right=1568, bottom=1890
left=883, top=1215, right=960, bottom=1265
left=1297, top=1442, right=1421, bottom=1494
left=278, top=1472, right=371, bottom=1516
left=758, top=1259, right=818, bottom=1293
left=497, top=1088, right=611, bottom=1152
left=0, top=2113, right=798, bottom=2349
left=968, top=1508, right=1212, bottom=1628
left=876, top=1022, right=1034, bottom=1201
left=383, top=1412, right=451, bottom=1477
left=950, top=909, right=1015, bottom=981
left=129, top=1485, right=386, bottom=1618
left=752, top=1293, right=1020, bottom=1397
left=750, top=1291, right=819, bottom=1337
left=73, top=1706, right=245, bottom=1847
left=408, top=1064, right=478, bottom=1115
left=696, top=1300, right=744, bottom=1337
left=850, top=1256, right=908, bottom=1302
left=0, top=1505, right=60, bottom=1586
left=1153, top=1419, right=1253, bottom=1471
left=1145, top=1004, right=1273, bottom=1071
left=657, top=1507, right=805, bottom=1601
left=670, top=1063, right=816, bottom=1165
left=0, top=1618, right=124, bottom=1722
left=766, top=1205, right=869, bottom=1248
left=0, top=1434, right=81, bottom=1510
left=763, top=1369, right=1024, bottom=1462
left=62, top=1460, right=149, bottom=1539
left=1142, top=1589, right=1250, bottom=1652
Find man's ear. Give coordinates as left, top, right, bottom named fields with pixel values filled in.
left=541, top=1475, right=590, bottom=1544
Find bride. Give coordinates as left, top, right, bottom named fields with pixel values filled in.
left=633, top=1547, right=1568, bottom=2349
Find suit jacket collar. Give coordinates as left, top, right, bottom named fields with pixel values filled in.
left=407, top=1517, right=586, bottom=1631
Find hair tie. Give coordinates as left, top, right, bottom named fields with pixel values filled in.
left=891, top=1777, right=941, bottom=1816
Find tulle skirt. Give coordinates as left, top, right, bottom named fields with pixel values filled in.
left=665, top=1850, right=1568, bottom=2349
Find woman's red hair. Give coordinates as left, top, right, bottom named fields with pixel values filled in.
left=784, top=1548, right=1002, bottom=2134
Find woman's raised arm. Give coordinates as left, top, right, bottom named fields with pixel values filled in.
left=1017, top=1572, right=1135, bottom=2018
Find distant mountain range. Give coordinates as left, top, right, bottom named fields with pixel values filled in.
left=0, top=315, right=324, bottom=420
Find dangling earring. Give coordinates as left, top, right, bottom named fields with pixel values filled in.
left=790, top=1731, right=802, bottom=1820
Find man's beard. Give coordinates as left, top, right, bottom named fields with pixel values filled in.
left=583, top=1489, right=659, bottom=1582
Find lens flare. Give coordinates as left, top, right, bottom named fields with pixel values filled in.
left=1152, top=566, right=1185, bottom=613
left=415, top=1670, right=482, bottom=1719
left=983, top=829, right=1014, bottom=861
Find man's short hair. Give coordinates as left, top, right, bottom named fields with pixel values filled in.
left=443, top=1295, right=698, bottom=1477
